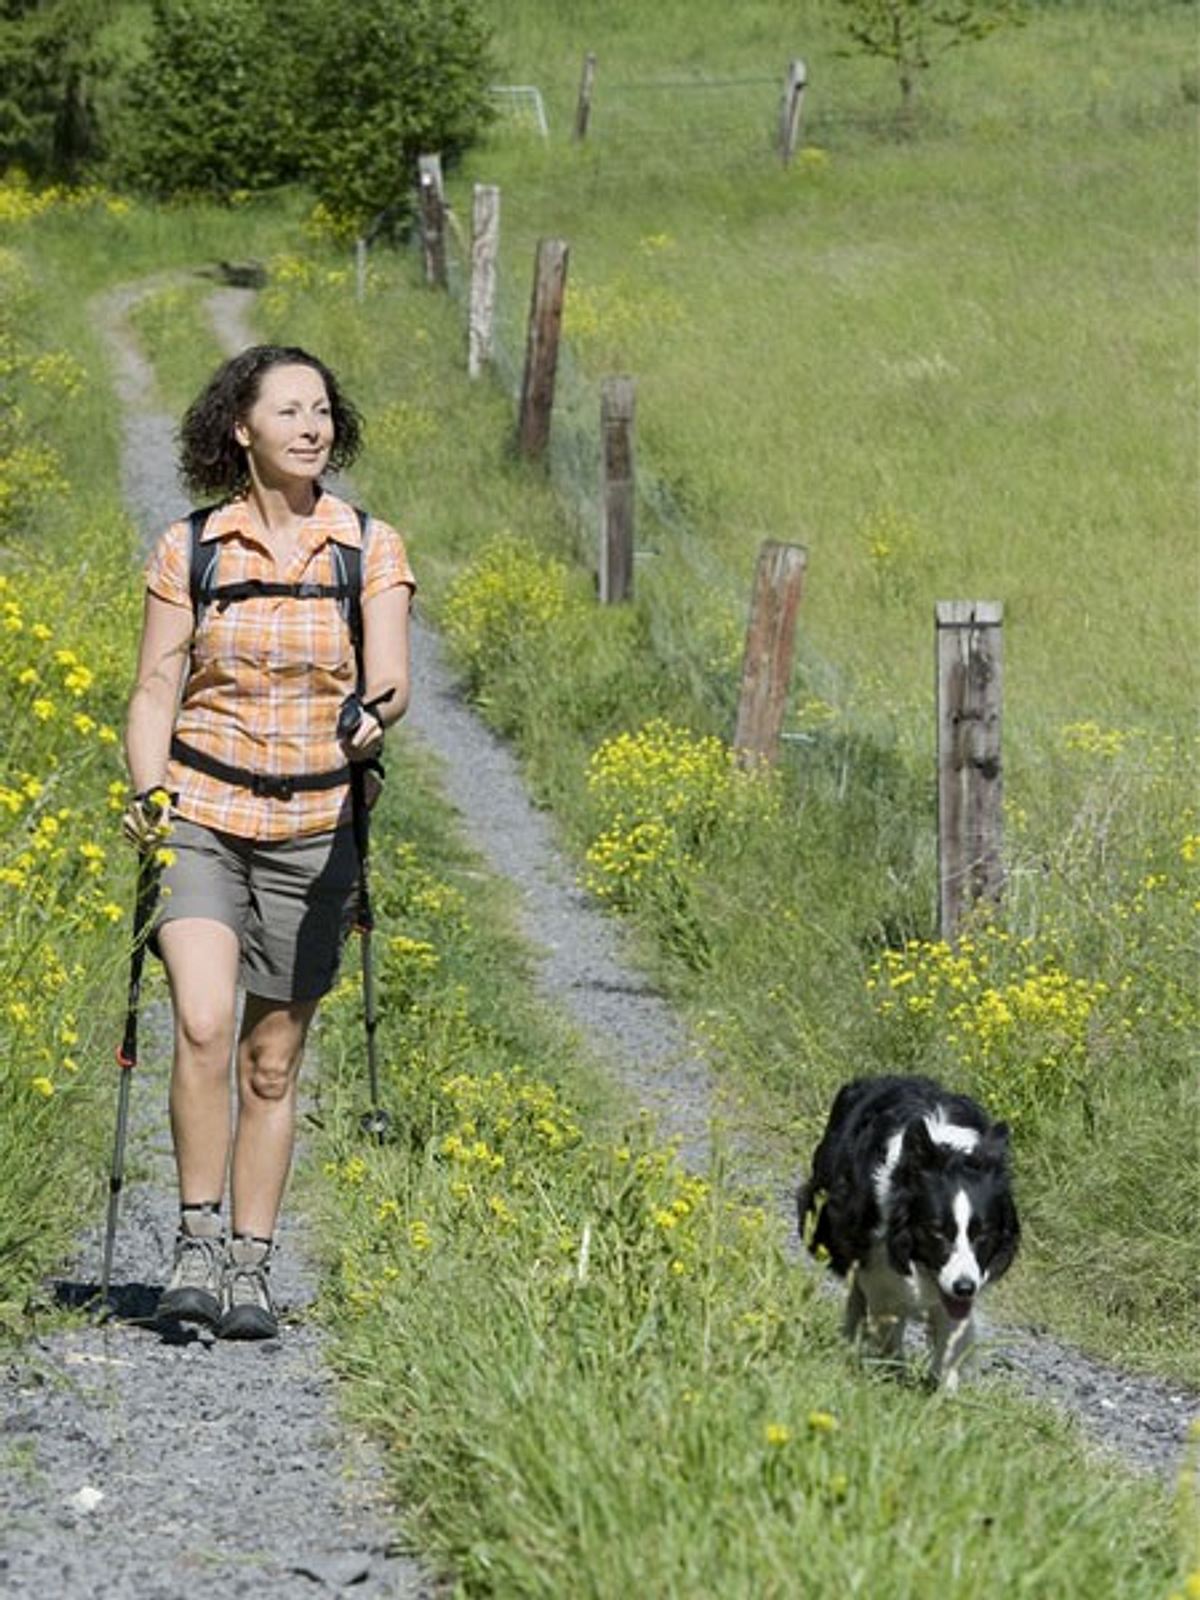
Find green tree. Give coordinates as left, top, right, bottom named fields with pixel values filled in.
left=111, top=0, right=298, bottom=199
left=835, top=0, right=1026, bottom=117
left=292, top=0, right=494, bottom=237
left=0, top=0, right=106, bottom=180
left=108, top=0, right=493, bottom=227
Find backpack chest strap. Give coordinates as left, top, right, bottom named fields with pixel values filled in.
left=207, top=578, right=354, bottom=611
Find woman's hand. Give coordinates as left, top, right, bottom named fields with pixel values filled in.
left=121, top=787, right=175, bottom=851
left=337, top=689, right=393, bottom=762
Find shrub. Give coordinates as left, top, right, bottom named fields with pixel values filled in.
left=109, top=0, right=493, bottom=226
left=110, top=0, right=297, bottom=199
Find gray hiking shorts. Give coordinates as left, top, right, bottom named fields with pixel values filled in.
left=153, top=817, right=359, bottom=1003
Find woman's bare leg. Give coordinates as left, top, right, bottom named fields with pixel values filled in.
left=158, top=918, right=241, bottom=1206
left=230, top=994, right=318, bottom=1239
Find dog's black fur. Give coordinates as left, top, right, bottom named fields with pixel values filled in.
left=798, top=1074, right=1020, bottom=1388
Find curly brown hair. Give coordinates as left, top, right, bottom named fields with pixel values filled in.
left=178, top=345, right=363, bottom=499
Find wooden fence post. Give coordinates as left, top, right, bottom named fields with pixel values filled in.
left=733, top=541, right=808, bottom=765
left=779, top=59, right=808, bottom=165
left=468, top=184, right=500, bottom=378
left=417, top=153, right=447, bottom=289
left=599, top=376, right=636, bottom=602
left=517, top=238, right=569, bottom=460
left=574, top=52, right=597, bottom=141
left=936, top=601, right=1005, bottom=940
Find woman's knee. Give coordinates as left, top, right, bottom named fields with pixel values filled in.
left=241, top=1046, right=300, bottom=1103
left=175, top=1001, right=235, bottom=1067
left=238, top=997, right=313, bottom=1103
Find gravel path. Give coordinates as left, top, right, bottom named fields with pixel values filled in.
left=0, top=272, right=1192, bottom=1598
left=0, top=280, right=434, bottom=1599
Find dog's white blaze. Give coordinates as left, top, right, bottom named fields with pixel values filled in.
left=924, top=1109, right=980, bottom=1153
left=939, top=1188, right=983, bottom=1296
left=873, top=1130, right=905, bottom=1211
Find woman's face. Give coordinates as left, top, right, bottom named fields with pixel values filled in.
left=234, top=363, right=334, bottom=489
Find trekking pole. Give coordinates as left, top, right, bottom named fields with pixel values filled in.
left=98, top=845, right=163, bottom=1310
left=338, top=691, right=395, bottom=1143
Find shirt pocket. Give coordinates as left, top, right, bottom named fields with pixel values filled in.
left=272, top=596, right=357, bottom=682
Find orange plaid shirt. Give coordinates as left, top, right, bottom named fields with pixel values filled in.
left=145, top=491, right=415, bottom=841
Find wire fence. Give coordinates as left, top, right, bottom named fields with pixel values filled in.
left=428, top=216, right=1195, bottom=791
left=398, top=84, right=1194, bottom=791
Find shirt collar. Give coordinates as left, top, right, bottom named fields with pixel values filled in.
left=198, top=488, right=363, bottom=548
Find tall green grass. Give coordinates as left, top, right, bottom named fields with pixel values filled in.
left=250, top=0, right=1199, bottom=1382
left=307, top=743, right=1185, bottom=1599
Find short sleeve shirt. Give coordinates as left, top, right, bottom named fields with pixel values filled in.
left=145, top=490, right=415, bottom=841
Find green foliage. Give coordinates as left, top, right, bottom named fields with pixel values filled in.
left=835, top=0, right=1028, bottom=109
left=111, top=0, right=298, bottom=199
left=107, top=0, right=493, bottom=224
left=0, top=0, right=106, bottom=179
left=293, top=0, right=496, bottom=237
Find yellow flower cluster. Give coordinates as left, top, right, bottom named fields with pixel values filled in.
left=259, top=251, right=356, bottom=319
left=584, top=717, right=779, bottom=911
left=565, top=274, right=684, bottom=368
left=0, top=443, right=70, bottom=529
left=443, top=533, right=571, bottom=688
left=868, top=929, right=1108, bottom=1125
left=1060, top=719, right=1128, bottom=758
left=0, top=173, right=132, bottom=226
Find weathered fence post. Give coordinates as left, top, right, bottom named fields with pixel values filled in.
left=517, top=238, right=569, bottom=461
left=733, top=541, right=808, bottom=766
left=417, top=153, right=447, bottom=289
left=779, top=59, right=808, bottom=165
left=599, top=376, right=636, bottom=603
left=936, top=601, right=1005, bottom=940
left=574, top=52, right=597, bottom=141
left=468, top=184, right=500, bottom=379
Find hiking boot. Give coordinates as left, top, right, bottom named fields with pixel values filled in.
left=158, top=1208, right=224, bottom=1328
left=219, top=1236, right=278, bottom=1340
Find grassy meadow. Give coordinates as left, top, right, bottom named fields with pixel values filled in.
left=0, top=0, right=1196, bottom=1590
left=234, top=0, right=1198, bottom=1380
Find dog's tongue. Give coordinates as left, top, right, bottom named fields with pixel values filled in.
left=941, top=1293, right=974, bottom=1322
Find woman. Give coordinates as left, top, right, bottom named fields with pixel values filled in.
left=123, top=345, right=414, bottom=1339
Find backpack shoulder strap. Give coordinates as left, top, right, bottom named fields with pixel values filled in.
left=187, top=505, right=222, bottom=623
left=331, top=507, right=370, bottom=687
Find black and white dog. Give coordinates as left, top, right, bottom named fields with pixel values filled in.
left=797, top=1075, right=1019, bottom=1390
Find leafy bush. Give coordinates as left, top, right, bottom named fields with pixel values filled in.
left=109, top=0, right=492, bottom=224
left=0, top=0, right=105, bottom=180
left=293, top=0, right=495, bottom=237
left=110, top=0, right=297, bottom=199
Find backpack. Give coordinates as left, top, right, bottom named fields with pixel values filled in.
left=187, top=503, right=371, bottom=682
left=170, top=504, right=374, bottom=802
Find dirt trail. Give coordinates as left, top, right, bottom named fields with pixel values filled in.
left=0, top=281, right=433, bottom=1599
left=0, top=275, right=1192, bottom=1600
